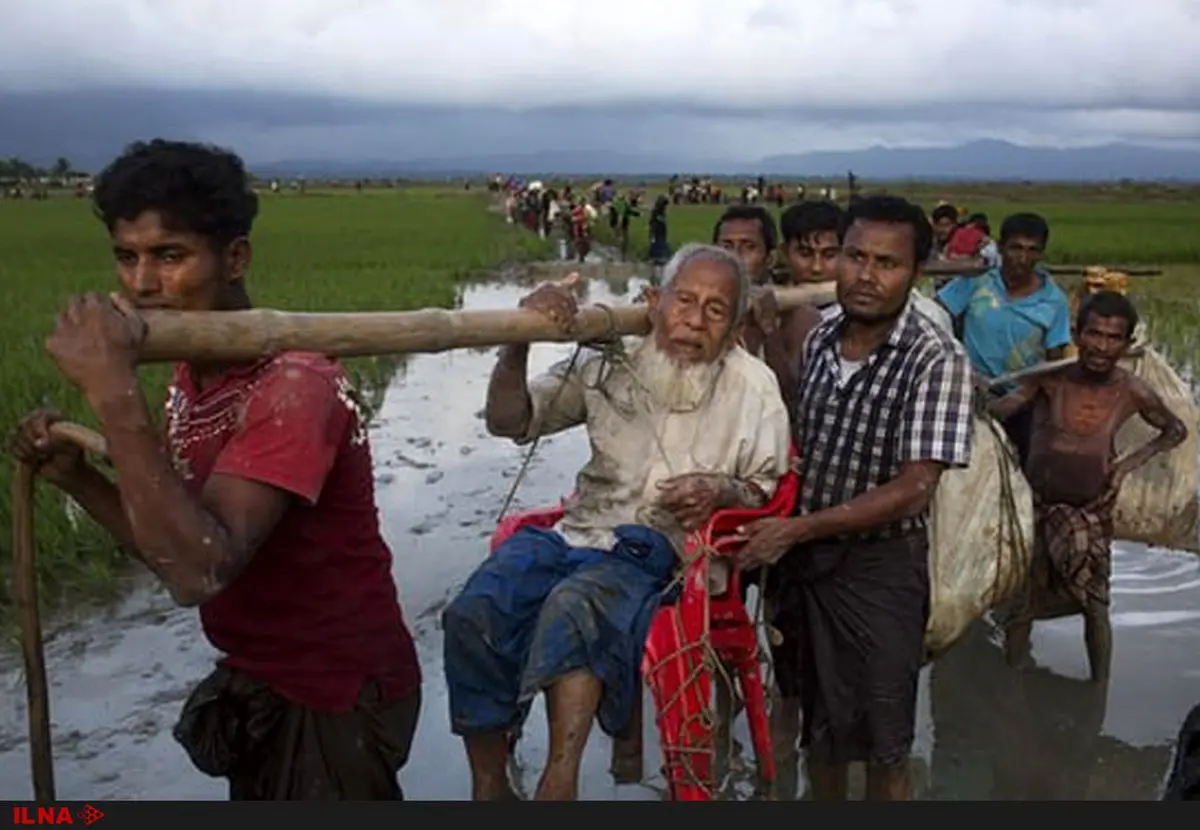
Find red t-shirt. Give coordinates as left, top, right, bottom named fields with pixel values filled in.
left=945, top=225, right=986, bottom=258
left=164, top=352, right=421, bottom=712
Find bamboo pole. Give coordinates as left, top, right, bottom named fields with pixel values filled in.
left=919, top=260, right=1163, bottom=278
left=134, top=282, right=839, bottom=365
left=986, top=347, right=1147, bottom=390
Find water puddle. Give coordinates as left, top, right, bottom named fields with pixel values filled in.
left=1, top=270, right=1197, bottom=800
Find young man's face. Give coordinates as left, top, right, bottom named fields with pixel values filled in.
left=716, top=218, right=771, bottom=284
left=782, top=230, right=840, bottom=285
left=933, top=215, right=957, bottom=244
left=837, top=219, right=918, bottom=323
left=1000, top=233, right=1046, bottom=282
left=111, top=210, right=247, bottom=312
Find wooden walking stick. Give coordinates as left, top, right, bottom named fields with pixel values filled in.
left=12, top=423, right=107, bottom=801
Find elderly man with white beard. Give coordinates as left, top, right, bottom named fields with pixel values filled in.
left=442, top=243, right=792, bottom=801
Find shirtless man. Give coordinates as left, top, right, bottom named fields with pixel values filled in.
left=779, top=200, right=844, bottom=294
left=712, top=204, right=821, bottom=413
left=989, top=290, right=1187, bottom=683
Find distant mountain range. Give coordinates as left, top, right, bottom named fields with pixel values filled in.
left=248, top=140, right=1200, bottom=182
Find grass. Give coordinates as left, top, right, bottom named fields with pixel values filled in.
left=0, top=186, right=550, bottom=616
left=3, top=178, right=1200, bottom=618
left=607, top=184, right=1200, bottom=264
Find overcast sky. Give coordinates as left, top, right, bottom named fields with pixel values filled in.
left=2, top=0, right=1198, bottom=164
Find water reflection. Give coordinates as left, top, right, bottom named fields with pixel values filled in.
left=0, top=268, right=1197, bottom=801
left=929, top=621, right=1175, bottom=800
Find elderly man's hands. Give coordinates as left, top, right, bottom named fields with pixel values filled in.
left=656, top=473, right=736, bottom=531
left=519, top=273, right=581, bottom=335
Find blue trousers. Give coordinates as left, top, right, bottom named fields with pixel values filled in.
left=442, top=524, right=675, bottom=737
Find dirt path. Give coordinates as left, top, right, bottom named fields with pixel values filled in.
left=1, top=270, right=1197, bottom=800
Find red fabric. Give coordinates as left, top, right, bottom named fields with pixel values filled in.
left=945, top=225, right=986, bottom=258
left=166, top=352, right=421, bottom=713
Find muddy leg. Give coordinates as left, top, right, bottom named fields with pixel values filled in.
left=769, top=695, right=802, bottom=800
left=535, top=669, right=603, bottom=800
left=1083, top=602, right=1112, bottom=684
left=865, top=759, right=911, bottom=801
left=713, top=663, right=744, bottom=778
left=807, top=761, right=848, bottom=801
left=464, top=733, right=520, bottom=800
left=610, top=696, right=644, bottom=784
left=1004, top=618, right=1033, bottom=669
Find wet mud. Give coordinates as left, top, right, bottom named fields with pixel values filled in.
left=2, top=268, right=1198, bottom=800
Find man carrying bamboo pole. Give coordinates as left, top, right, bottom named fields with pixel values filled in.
left=733, top=196, right=975, bottom=801
left=779, top=200, right=845, bottom=296
left=935, top=213, right=1072, bottom=465
left=9, top=139, right=422, bottom=800
left=712, top=204, right=777, bottom=287
left=712, top=203, right=816, bottom=411
left=748, top=199, right=845, bottom=398
left=441, top=244, right=792, bottom=800
left=988, top=291, right=1186, bottom=684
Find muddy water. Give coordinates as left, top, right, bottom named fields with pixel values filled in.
left=1, top=273, right=1198, bottom=800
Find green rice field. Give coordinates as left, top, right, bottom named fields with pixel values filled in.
left=0, top=187, right=551, bottom=616
left=1, top=181, right=1198, bottom=620
left=617, top=182, right=1200, bottom=264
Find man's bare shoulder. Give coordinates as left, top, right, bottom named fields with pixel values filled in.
left=1119, top=367, right=1158, bottom=401
left=784, top=302, right=822, bottom=343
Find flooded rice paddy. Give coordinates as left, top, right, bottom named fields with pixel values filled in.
left=1, top=267, right=1198, bottom=800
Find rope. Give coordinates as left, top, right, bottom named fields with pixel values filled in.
left=976, top=406, right=1034, bottom=625
left=493, top=303, right=623, bottom=523
left=492, top=299, right=770, bottom=796
left=639, top=535, right=776, bottom=798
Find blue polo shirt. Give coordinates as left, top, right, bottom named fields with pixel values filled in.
left=936, top=267, right=1072, bottom=380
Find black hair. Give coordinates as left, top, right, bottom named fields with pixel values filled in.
left=92, top=139, right=260, bottom=247
left=1077, top=290, right=1139, bottom=340
left=711, top=205, right=778, bottom=252
left=999, top=212, right=1050, bottom=247
left=841, top=194, right=933, bottom=265
left=967, top=212, right=991, bottom=235
left=780, top=200, right=845, bottom=245
left=931, top=204, right=959, bottom=224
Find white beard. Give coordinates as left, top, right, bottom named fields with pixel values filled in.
left=630, top=337, right=724, bottom=412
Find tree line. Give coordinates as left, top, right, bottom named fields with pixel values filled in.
left=0, top=156, right=83, bottom=181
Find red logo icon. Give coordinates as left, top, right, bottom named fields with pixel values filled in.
left=12, top=806, right=101, bottom=825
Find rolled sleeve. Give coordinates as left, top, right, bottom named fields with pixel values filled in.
left=515, top=356, right=588, bottom=445
left=898, top=351, right=974, bottom=469
left=935, top=276, right=974, bottom=317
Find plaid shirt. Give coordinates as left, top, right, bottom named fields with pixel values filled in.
left=795, top=299, right=975, bottom=541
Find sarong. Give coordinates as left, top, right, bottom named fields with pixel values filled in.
left=1022, top=485, right=1118, bottom=619
left=442, top=524, right=675, bottom=738
left=173, top=666, right=420, bottom=800
left=772, top=531, right=929, bottom=766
